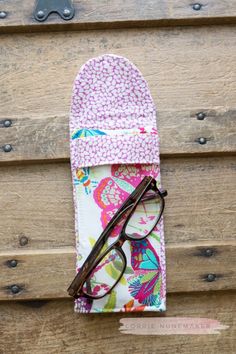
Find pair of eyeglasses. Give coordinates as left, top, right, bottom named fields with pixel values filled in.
left=67, top=176, right=167, bottom=299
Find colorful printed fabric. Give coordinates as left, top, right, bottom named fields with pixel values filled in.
left=69, top=54, right=166, bottom=313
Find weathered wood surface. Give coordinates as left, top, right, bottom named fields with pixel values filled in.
left=1, top=240, right=236, bottom=301
left=0, top=108, right=235, bottom=163
left=1, top=0, right=236, bottom=33
left=1, top=26, right=236, bottom=163
left=0, top=291, right=235, bottom=353
left=0, top=156, right=235, bottom=251
left=0, top=1, right=235, bottom=352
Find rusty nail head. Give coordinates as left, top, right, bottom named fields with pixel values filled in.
left=3, top=120, right=12, bottom=127
left=206, top=273, right=216, bottom=282
left=197, top=112, right=206, bottom=120
left=204, top=249, right=213, bottom=257
left=37, top=10, right=45, bottom=18
left=63, top=8, right=71, bottom=17
left=11, top=285, right=20, bottom=294
left=19, top=236, right=28, bottom=246
left=192, top=3, right=202, bottom=11
left=198, top=137, right=207, bottom=145
left=3, top=144, right=12, bottom=152
left=0, top=11, right=7, bottom=19
left=9, top=259, right=18, bottom=267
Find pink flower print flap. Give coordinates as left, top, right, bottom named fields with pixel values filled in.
left=70, top=54, right=160, bottom=170
left=69, top=54, right=166, bottom=313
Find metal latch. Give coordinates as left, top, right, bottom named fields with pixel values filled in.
left=34, top=0, right=75, bottom=22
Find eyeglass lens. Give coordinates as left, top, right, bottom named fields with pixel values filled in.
left=125, top=189, right=163, bottom=239
left=82, top=248, right=125, bottom=297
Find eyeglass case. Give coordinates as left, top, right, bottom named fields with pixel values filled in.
left=69, top=54, right=166, bottom=313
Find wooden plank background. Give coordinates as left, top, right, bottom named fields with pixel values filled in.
left=0, top=157, right=235, bottom=251
left=0, top=108, right=236, bottom=163
left=0, top=291, right=235, bottom=354
left=1, top=26, right=236, bottom=118
left=0, top=2, right=236, bottom=352
left=0, top=156, right=235, bottom=300
left=1, top=240, right=236, bottom=301
left=0, top=26, right=236, bottom=163
left=1, top=0, right=236, bottom=33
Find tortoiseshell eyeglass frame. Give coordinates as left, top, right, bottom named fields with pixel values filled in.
left=67, top=175, right=167, bottom=300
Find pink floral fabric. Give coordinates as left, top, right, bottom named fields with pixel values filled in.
left=73, top=133, right=159, bottom=169
left=70, top=54, right=159, bottom=170
left=70, top=54, right=156, bottom=130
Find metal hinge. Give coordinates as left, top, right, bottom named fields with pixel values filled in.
left=34, top=0, right=75, bottom=22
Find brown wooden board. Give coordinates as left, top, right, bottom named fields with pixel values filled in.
left=0, top=156, right=235, bottom=252
left=1, top=0, right=236, bottom=33
left=1, top=26, right=236, bottom=163
left=0, top=291, right=235, bottom=353
left=0, top=240, right=236, bottom=301
left=0, top=2, right=235, bottom=353
left=0, top=108, right=235, bottom=163
left=0, top=155, right=235, bottom=300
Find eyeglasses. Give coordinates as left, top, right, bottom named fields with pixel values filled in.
left=67, top=176, right=167, bottom=299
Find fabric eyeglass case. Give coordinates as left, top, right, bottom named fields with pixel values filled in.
left=69, top=54, right=166, bottom=313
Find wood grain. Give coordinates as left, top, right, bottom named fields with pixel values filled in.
left=0, top=156, right=235, bottom=252
left=0, top=108, right=235, bottom=163
left=1, top=240, right=236, bottom=300
left=0, top=291, right=235, bottom=353
left=1, top=25, right=236, bottom=115
left=0, top=3, right=235, bottom=353
left=1, top=26, right=236, bottom=163
left=1, top=0, right=236, bottom=33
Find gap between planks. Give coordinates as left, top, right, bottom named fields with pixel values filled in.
left=1, top=0, right=236, bottom=34
left=1, top=240, right=236, bottom=301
